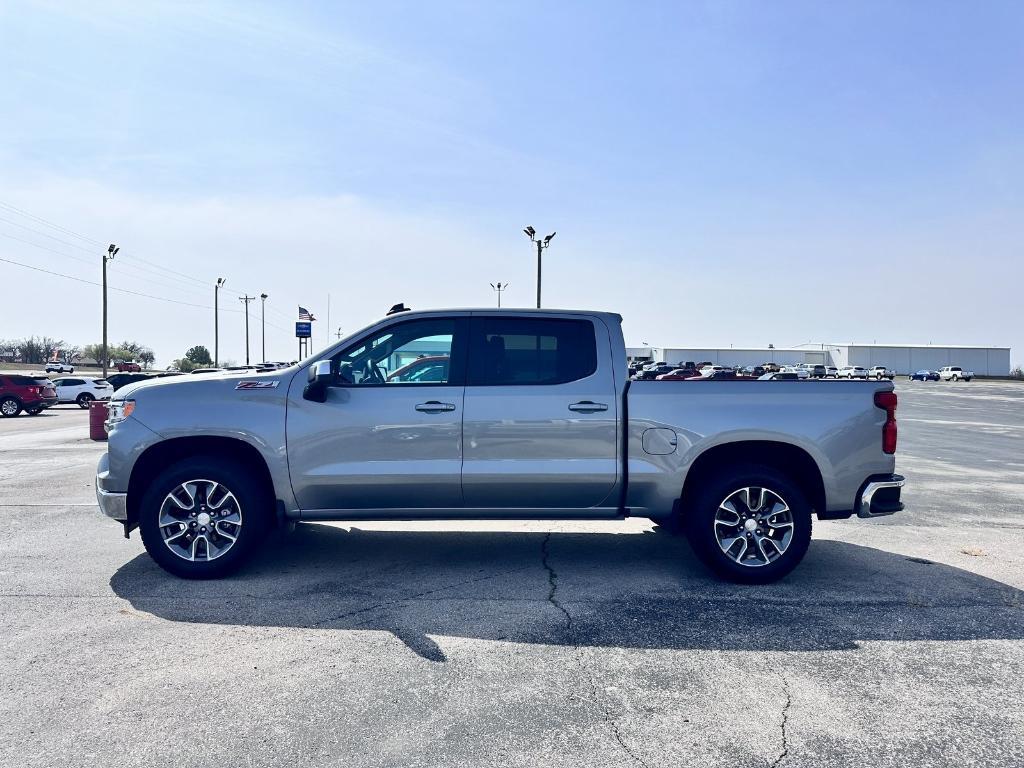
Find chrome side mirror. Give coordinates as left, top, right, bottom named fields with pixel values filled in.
left=303, top=359, right=333, bottom=402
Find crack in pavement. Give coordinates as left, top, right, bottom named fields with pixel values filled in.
left=768, top=674, right=792, bottom=768
left=541, top=532, right=651, bottom=768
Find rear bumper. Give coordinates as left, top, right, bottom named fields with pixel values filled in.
left=27, top=397, right=59, bottom=409
left=857, top=474, right=905, bottom=518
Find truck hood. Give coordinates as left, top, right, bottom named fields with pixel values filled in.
left=117, top=368, right=294, bottom=400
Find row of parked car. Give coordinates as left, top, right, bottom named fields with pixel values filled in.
left=0, top=361, right=298, bottom=418
left=629, top=361, right=975, bottom=382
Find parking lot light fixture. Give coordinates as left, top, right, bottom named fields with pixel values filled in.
left=490, top=281, right=509, bottom=308
left=102, top=244, right=118, bottom=379
left=215, top=278, right=227, bottom=366
left=523, top=227, right=556, bottom=308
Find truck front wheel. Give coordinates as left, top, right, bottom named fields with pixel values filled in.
left=685, top=465, right=812, bottom=584
left=138, top=456, right=271, bottom=579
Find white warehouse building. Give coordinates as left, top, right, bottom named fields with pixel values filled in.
left=627, top=344, right=1012, bottom=376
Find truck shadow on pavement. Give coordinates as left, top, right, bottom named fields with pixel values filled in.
left=110, top=524, right=1024, bottom=662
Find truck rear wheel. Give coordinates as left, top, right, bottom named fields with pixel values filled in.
left=138, top=456, right=271, bottom=579
left=685, top=464, right=812, bottom=584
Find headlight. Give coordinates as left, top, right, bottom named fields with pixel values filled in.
left=107, top=399, right=136, bottom=425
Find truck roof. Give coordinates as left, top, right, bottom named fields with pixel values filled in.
left=373, top=307, right=624, bottom=323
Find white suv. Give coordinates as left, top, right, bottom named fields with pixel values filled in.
left=939, top=366, right=973, bottom=382
left=838, top=366, right=869, bottom=379
left=44, top=362, right=74, bottom=373
left=51, top=377, right=114, bottom=407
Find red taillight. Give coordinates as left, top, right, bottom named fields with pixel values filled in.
left=874, top=391, right=898, bottom=454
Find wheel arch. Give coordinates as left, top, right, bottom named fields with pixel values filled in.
left=679, top=440, right=827, bottom=517
left=127, top=436, right=276, bottom=527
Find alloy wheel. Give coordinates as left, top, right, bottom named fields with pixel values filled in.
left=158, top=479, right=243, bottom=562
left=714, top=486, right=795, bottom=567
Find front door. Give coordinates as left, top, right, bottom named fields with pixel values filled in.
left=461, top=314, right=620, bottom=511
left=286, top=316, right=468, bottom=513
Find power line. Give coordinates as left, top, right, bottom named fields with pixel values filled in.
left=0, top=254, right=281, bottom=331
left=0, top=230, right=239, bottom=301
left=0, top=214, right=97, bottom=253
left=0, top=199, right=295, bottom=332
left=0, top=200, right=105, bottom=246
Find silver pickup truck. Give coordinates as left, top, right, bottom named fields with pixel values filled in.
left=96, top=308, right=904, bottom=583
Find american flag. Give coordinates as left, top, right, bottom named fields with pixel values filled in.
left=298, top=306, right=316, bottom=321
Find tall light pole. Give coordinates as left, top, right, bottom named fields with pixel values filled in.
left=214, top=278, right=226, bottom=366
left=490, top=281, right=509, bottom=308
left=102, top=244, right=119, bottom=379
left=335, top=326, right=343, bottom=340
left=239, top=295, right=255, bottom=365
left=260, top=293, right=268, bottom=363
left=523, top=227, right=556, bottom=308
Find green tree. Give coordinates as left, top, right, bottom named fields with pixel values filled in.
left=184, top=346, right=213, bottom=366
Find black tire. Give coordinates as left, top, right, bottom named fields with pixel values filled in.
left=76, top=393, right=94, bottom=408
left=684, top=464, right=812, bottom=584
left=138, top=456, right=272, bottom=579
left=1, top=396, right=22, bottom=418
left=25, top=406, right=42, bottom=416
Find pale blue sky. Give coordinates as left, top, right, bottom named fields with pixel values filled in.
left=1, top=1, right=1021, bottom=365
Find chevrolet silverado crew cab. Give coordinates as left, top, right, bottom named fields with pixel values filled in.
left=96, top=308, right=904, bottom=583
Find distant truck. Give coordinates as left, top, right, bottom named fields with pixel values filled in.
left=939, top=366, right=973, bottom=382
left=96, top=308, right=905, bottom=584
left=868, top=366, right=895, bottom=380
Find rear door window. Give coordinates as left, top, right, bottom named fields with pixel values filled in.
left=469, top=317, right=598, bottom=386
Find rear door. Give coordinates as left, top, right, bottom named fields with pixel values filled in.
left=461, top=314, right=619, bottom=511
left=54, top=378, right=83, bottom=402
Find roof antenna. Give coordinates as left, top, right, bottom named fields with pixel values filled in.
left=387, top=302, right=411, bottom=316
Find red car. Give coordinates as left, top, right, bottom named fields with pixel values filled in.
left=0, top=374, right=58, bottom=417
left=683, top=370, right=756, bottom=381
left=115, top=360, right=142, bottom=372
left=655, top=367, right=700, bottom=380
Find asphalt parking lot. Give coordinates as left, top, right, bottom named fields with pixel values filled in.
left=2, top=383, right=1023, bottom=767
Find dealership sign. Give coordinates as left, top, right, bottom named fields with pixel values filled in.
left=295, top=321, right=312, bottom=338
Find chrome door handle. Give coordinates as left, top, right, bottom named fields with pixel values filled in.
left=415, top=401, right=456, bottom=413
left=568, top=401, right=608, bottom=413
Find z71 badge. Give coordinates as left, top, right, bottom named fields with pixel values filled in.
left=235, top=380, right=280, bottom=390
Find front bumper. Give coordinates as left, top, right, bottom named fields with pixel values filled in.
left=96, top=486, right=128, bottom=521
left=95, top=451, right=128, bottom=521
left=857, top=474, right=905, bottom=518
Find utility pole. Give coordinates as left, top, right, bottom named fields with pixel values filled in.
left=214, top=278, right=226, bottom=366
left=260, top=293, right=268, bottom=363
left=102, top=244, right=118, bottom=379
left=522, top=227, right=556, bottom=308
left=239, top=295, right=255, bottom=365
left=490, top=281, right=509, bottom=308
